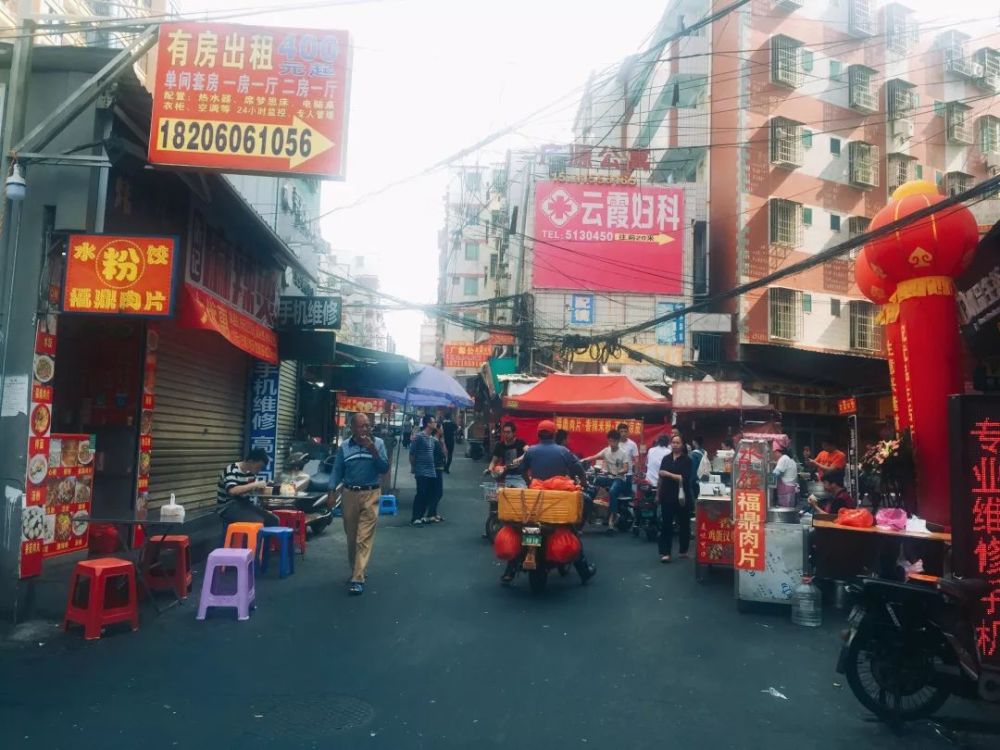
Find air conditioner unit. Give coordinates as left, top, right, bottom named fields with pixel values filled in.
left=971, top=62, right=985, bottom=78
left=892, top=118, right=914, bottom=138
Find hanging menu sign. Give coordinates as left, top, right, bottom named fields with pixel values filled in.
left=43, top=434, right=96, bottom=559
left=733, top=439, right=767, bottom=572
left=20, top=323, right=56, bottom=578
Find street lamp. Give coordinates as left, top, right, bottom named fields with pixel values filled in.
left=5, top=161, right=25, bottom=201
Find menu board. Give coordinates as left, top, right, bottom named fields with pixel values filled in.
left=42, top=434, right=96, bottom=558
left=696, top=500, right=734, bottom=567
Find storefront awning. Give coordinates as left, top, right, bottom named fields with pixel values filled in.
left=178, top=284, right=278, bottom=364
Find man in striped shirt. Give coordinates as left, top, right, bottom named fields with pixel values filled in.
left=217, top=448, right=280, bottom=526
left=409, top=414, right=438, bottom=526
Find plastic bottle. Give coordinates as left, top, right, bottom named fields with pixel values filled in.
left=161, top=492, right=185, bottom=523
left=791, top=576, right=822, bottom=627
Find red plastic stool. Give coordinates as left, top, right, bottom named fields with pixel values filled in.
left=141, top=535, right=192, bottom=599
left=63, top=558, right=139, bottom=640
left=273, top=510, right=307, bottom=556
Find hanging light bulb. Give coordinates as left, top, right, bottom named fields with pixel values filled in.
left=5, top=162, right=26, bottom=202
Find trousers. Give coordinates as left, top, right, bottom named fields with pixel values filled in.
left=658, top=499, right=691, bottom=556
left=220, top=498, right=279, bottom=527
left=341, top=488, right=380, bottom=583
left=411, top=475, right=437, bottom=521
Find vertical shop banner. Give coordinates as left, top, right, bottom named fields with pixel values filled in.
left=249, top=363, right=280, bottom=479
left=696, top=502, right=734, bottom=566
left=148, top=23, right=352, bottom=178
left=62, top=234, right=178, bottom=317
left=532, top=181, right=684, bottom=294
left=133, top=325, right=159, bottom=548
left=949, top=396, right=1000, bottom=667
left=655, top=301, right=685, bottom=345
left=733, top=440, right=767, bottom=571
left=43, top=434, right=96, bottom=559
left=21, top=324, right=57, bottom=577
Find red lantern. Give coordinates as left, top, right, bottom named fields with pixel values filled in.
left=544, top=527, right=581, bottom=565
left=493, top=525, right=521, bottom=561
left=854, top=249, right=895, bottom=304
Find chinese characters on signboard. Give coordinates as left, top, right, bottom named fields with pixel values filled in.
left=62, top=234, right=177, bottom=317
left=671, top=381, right=743, bottom=410
left=443, top=343, right=494, bottom=369
left=277, top=295, right=341, bottom=330
left=20, top=323, right=56, bottom=578
left=248, top=363, right=279, bottom=479
left=338, top=396, right=387, bottom=414
left=148, top=23, right=352, bottom=178
left=950, top=396, right=1000, bottom=667
left=838, top=397, right=858, bottom=415
left=533, top=181, right=684, bottom=294
left=655, top=301, right=685, bottom=345
left=696, top=501, right=734, bottom=566
left=733, top=440, right=767, bottom=571
left=554, top=416, right=643, bottom=436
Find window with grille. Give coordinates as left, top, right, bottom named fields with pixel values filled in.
left=981, top=116, right=1000, bottom=153
left=489, top=253, right=498, bottom=277
left=947, top=102, right=972, bottom=144
left=944, top=172, right=972, bottom=197
left=887, top=79, right=916, bottom=119
left=692, top=333, right=722, bottom=363
left=888, top=154, right=915, bottom=192
left=848, top=65, right=878, bottom=112
left=770, top=117, right=804, bottom=167
left=849, top=0, right=876, bottom=36
left=464, top=242, right=479, bottom=261
left=847, top=216, right=870, bottom=259
left=769, top=288, right=802, bottom=341
left=465, top=205, right=480, bottom=225
left=886, top=5, right=917, bottom=55
left=849, top=142, right=879, bottom=187
left=771, top=35, right=802, bottom=88
left=977, top=48, right=1000, bottom=91
left=769, top=199, right=803, bottom=247
left=850, top=301, right=882, bottom=351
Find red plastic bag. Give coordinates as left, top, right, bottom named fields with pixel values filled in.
left=836, top=508, right=874, bottom=528
left=545, top=527, right=581, bottom=564
left=493, top=525, right=521, bottom=560
left=530, top=479, right=545, bottom=489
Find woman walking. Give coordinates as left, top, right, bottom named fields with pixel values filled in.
left=657, top=434, right=693, bottom=563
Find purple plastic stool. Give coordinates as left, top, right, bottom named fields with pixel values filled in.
left=196, top=547, right=256, bottom=621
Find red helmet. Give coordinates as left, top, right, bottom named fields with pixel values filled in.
left=537, top=419, right=557, bottom=435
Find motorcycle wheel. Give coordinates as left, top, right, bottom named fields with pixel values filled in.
left=484, top=515, right=501, bottom=542
left=528, top=567, right=548, bottom=594
left=557, top=565, right=569, bottom=577
left=843, top=624, right=951, bottom=721
left=645, top=526, right=658, bottom=543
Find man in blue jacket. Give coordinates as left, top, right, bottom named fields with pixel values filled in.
left=331, top=412, right=390, bottom=595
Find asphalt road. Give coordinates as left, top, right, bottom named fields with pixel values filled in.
left=1, top=453, right=998, bottom=749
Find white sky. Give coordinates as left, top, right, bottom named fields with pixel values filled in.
left=181, top=0, right=987, bottom=358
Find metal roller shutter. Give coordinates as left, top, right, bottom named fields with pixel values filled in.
left=275, top=360, right=298, bottom=468
left=149, top=323, right=249, bottom=512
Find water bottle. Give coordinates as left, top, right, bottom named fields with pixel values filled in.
left=791, top=576, right=822, bottom=627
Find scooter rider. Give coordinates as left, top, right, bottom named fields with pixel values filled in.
left=514, top=420, right=597, bottom=584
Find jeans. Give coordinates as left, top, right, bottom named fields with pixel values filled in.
left=412, top=475, right=437, bottom=522
left=220, top=498, right=279, bottom=527
left=504, top=475, right=527, bottom=489
left=595, top=475, right=630, bottom=514
left=658, top=499, right=690, bottom=556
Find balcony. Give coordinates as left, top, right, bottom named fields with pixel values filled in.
left=943, top=171, right=972, bottom=197
left=942, top=31, right=981, bottom=80
left=947, top=102, right=972, bottom=144
left=770, top=117, right=804, bottom=168
left=975, top=48, right=1000, bottom=91
left=849, top=142, right=879, bottom=188
left=769, top=198, right=803, bottom=247
left=847, top=216, right=870, bottom=259
left=769, top=288, right=803, bottom=342
left=887, top=154, right=917, bottom=193
left=771, top=35, right=803, bottom=89
left=981, top=116, right=1000, bottom=156
left=885, top=4, right=918, bottom=55
left=850, top=301, right=882, bottom=352
left=848, top=65, right=878, bottom=113
left=887, top=78, right=917, bottom=120
left=848, top=0, right=877, bottom=37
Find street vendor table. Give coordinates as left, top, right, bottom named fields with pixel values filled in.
left=809, top=518, right=952, bottom=581
left=82, top=509, right=216, bottom=614
left=262, top=492, right=327, bottom=508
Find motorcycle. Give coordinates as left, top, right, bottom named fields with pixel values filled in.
left=504, top=521, right=574, bottom=594
left=482, top=481, right=501, bottom=541
left=267, top=443, right=336, bottom=534
left=582, top=467, right=633, bottom=532
left=630, top=480, right=659, bottom=542
left=837, top=576, right=1000, bottom=721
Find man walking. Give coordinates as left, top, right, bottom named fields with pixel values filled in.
left=441, top=411, right=458, bottom=473
left=330, top=412, right=390, bottom=596
left=409, top=414, right=438, bottom=526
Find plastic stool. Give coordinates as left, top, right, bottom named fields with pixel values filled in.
left=379, top=495, right=398, bottom=516
left=224, top=522, right=264, bottom=563
left=63, top=558, right=139, bottom=640
left=196, top=548, right=256, bottom=621
left=273, top=510, right=307, bottom=555
left=141, top=535, right=192, bottom=599
left=258, top=527, right=295, bottom=579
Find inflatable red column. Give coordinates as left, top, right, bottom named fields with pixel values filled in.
left=863, top=181, right=980, bottom=527
left=854, top=252, right=908, bottom=433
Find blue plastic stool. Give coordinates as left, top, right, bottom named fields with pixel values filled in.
left=258, top=527, right=295, bottom=579
left=379, top=495, right=398, bottom=516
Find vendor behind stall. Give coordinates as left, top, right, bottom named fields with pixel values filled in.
left=811, top=438, right=847, bottom=480
left=771, top=437, right=799, bottom=507
left=808, top=469, right=856, bottom=514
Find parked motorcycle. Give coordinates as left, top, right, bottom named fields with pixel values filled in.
left=501, top=522, right=575, bottom=594
left=630, top=480, right=659, bottom=542
left=837, top=576, right=1000, bottom=721
left=267, top=444, right=336, bottom=534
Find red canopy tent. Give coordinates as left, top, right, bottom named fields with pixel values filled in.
left=502, top=374, right=672, bottom=459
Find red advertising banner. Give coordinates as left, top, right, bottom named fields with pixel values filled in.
left=672, top=381, right=743, bottom=410
left=63, top=234, right=178, bottom=317
left=338, top=396, right=387, bottom=414
left=554, top=416, right=643, bottom=436
left=837, top=397, right=858, bottom=415
left=696, top=501, right=734, bottom=566
left=133, top=325, right=159, bottom=548
left=532, top=181, right=684, bottom=294
left=148, top=23, right=352, bottom=179
left=443, top=343, right=493, bottom=369
left=733, top=440, right=767, bottom=572
left=21, top=322, right=56, bottom=577
left=180, top=285, right=278, bottom=363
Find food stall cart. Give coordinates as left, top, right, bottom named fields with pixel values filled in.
left=731, top=436, right=807, bottom=611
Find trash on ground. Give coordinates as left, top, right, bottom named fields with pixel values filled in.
left=761, top=687, right=788, bottom=700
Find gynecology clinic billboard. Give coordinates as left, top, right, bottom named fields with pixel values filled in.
left=148, top=23, right=351, bottom=178
left=532, top=181, right=684, bottom=294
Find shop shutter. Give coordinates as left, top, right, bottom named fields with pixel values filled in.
left=275, top=360, right=298, bottom=468
left=149, top=323, right=249, bottom=512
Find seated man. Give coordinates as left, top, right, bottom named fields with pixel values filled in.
left=807, top=469, right=856, bottom=515
left=217, top=448, right=280, bottom=527
left=581, top=430, right=633, bottom=528
left=503, top=420, right=596, bottom=585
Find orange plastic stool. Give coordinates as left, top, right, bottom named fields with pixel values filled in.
left=273, top=510, right=307, bottom=556
left=224, top=522, right=264, bottom=563
left=141, top=535, right=193, bottom=599
left=63, top=558, right=139, bottom=640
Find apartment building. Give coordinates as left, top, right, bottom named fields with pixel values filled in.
left=320, top=253, right=394, bottom=353
left=575, top=0, right=1000, bottom=443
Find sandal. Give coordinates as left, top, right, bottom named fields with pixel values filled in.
left=348, top=581, right=364, bottom=595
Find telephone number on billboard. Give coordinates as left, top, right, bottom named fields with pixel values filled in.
left=156, top=118, right=315, bottom=159
left=553, top=229, right=616, bottom=242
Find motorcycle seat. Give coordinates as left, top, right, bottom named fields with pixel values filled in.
left=938, top=577, right=991, bottom=603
